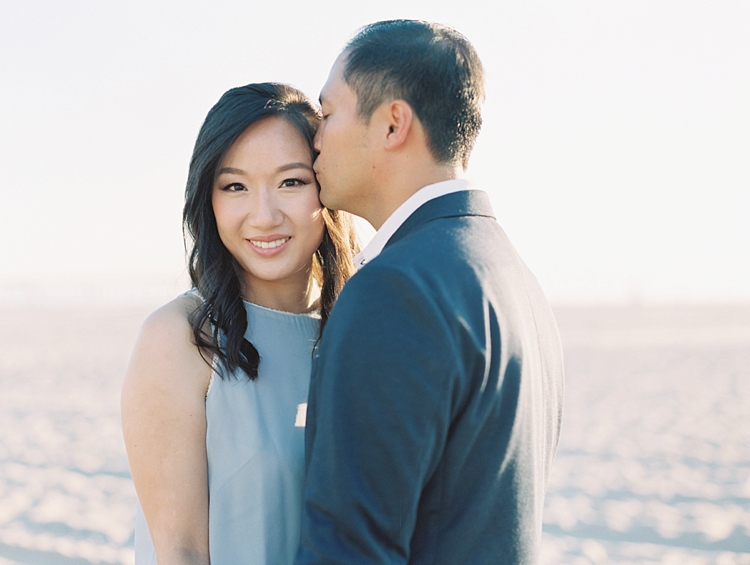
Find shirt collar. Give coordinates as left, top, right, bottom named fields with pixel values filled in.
left=353, top=179, right=474, bottom=269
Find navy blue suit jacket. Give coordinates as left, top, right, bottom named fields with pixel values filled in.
left=296, top=190, right=564, bottom=564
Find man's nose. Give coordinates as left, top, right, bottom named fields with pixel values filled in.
left=313, top=127, right=322, bottom=152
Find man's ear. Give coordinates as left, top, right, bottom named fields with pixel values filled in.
left=382, top=99, right=413, bottom=150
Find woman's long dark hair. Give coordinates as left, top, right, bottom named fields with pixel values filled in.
left=183, top=83, right=359, bottom=380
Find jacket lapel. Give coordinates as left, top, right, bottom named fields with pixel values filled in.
left=385, top=189, right=496, bottom=250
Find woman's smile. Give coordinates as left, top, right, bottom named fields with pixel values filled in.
left=249, top=236, right=290, bottom=249
left=247, top=235, right=292, bottom=256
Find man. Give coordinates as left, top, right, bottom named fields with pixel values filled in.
left=296, top=20, right=564, bottom=565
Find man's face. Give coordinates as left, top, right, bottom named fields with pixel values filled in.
left=314, top=55, right=375, bottom=216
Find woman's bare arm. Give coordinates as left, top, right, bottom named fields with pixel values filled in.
left=122, top=295, right=212, bottom=565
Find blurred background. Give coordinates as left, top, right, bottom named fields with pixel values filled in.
left=2, top=0, right=748, bottom=307
left=1, top=1, right=748, bottom=564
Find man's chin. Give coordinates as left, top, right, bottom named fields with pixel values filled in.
left=320, top=184, right=358, bottom=215
left=319, top=186, right=336, bottom=211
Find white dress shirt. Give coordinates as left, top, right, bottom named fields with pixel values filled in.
left=354, top=179, right=479, bottom=269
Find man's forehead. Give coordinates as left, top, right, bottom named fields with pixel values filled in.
left=319, top=54, right=348, bottom=104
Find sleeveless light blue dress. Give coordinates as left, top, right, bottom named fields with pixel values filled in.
left=134, top=300, right=320, bottom=565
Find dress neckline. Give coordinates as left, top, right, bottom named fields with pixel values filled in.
left=242, top=300, right=321, bottom=319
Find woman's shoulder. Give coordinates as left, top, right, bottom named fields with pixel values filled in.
left=125, top=292, right=212, bottom=395
left=141, top=291, right=202, bottom=335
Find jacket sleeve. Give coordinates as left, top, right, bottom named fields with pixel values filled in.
left=295, top=264, right=461, bottom=565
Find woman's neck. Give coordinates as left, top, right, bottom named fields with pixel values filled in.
left=242, top=274, right=320, bottom=314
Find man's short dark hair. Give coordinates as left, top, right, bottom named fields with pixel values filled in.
left=343, top=20, right=484, bottom=169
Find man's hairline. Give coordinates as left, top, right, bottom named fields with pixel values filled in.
left=339, top=51, right=409, bottom=125
left=330, top=45, right=464, bottom=167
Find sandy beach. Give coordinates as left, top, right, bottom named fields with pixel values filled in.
left=1, top=303, right=748, bottom=564
left=542, top=305, right=750, bottom=564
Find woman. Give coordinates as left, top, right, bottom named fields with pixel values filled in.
left=121, top=83, right=358, bottom=565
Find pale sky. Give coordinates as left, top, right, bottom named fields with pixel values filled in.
left=1, top=0, right=748, bottom=306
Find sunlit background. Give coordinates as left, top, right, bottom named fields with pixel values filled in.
left=1, top=2, right=749, bottom=565
left=2, top=0, right=748, bottom=307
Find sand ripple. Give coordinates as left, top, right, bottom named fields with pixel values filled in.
left=0, top=307, right=146, bottom=565
left=542, top=306, right=750, bottom=564
left=1, top=304, right=748, bottom=564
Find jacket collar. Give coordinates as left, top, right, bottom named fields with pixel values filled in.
left=385, top=189, right=496, bottom=250
left=354, top=180, right=471, bottom=268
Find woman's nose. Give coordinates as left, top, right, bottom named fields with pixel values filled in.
left=247, top=189, right=283, bottom=230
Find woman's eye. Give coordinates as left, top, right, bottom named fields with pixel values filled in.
left=222, top=183, right=245, bottom=192
left=280, top=178, right=309, bottom=188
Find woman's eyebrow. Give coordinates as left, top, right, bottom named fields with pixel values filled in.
left=276, top=162, right=314, bottom=173
left=215, top=166, right=244, bottom=177
left=215, top=162, right=313, bottom=179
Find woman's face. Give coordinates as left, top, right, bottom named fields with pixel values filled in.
left=212, top=116, right=325, bottom=306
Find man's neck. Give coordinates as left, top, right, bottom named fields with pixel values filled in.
left=352, top=178, right=473, bottom=269
left=368, top=164, right=463, bottom=230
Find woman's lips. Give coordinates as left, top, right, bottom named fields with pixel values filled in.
left=247, top=236, right=291, bottom=256
left=250, top=237, right=290, bottom=249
